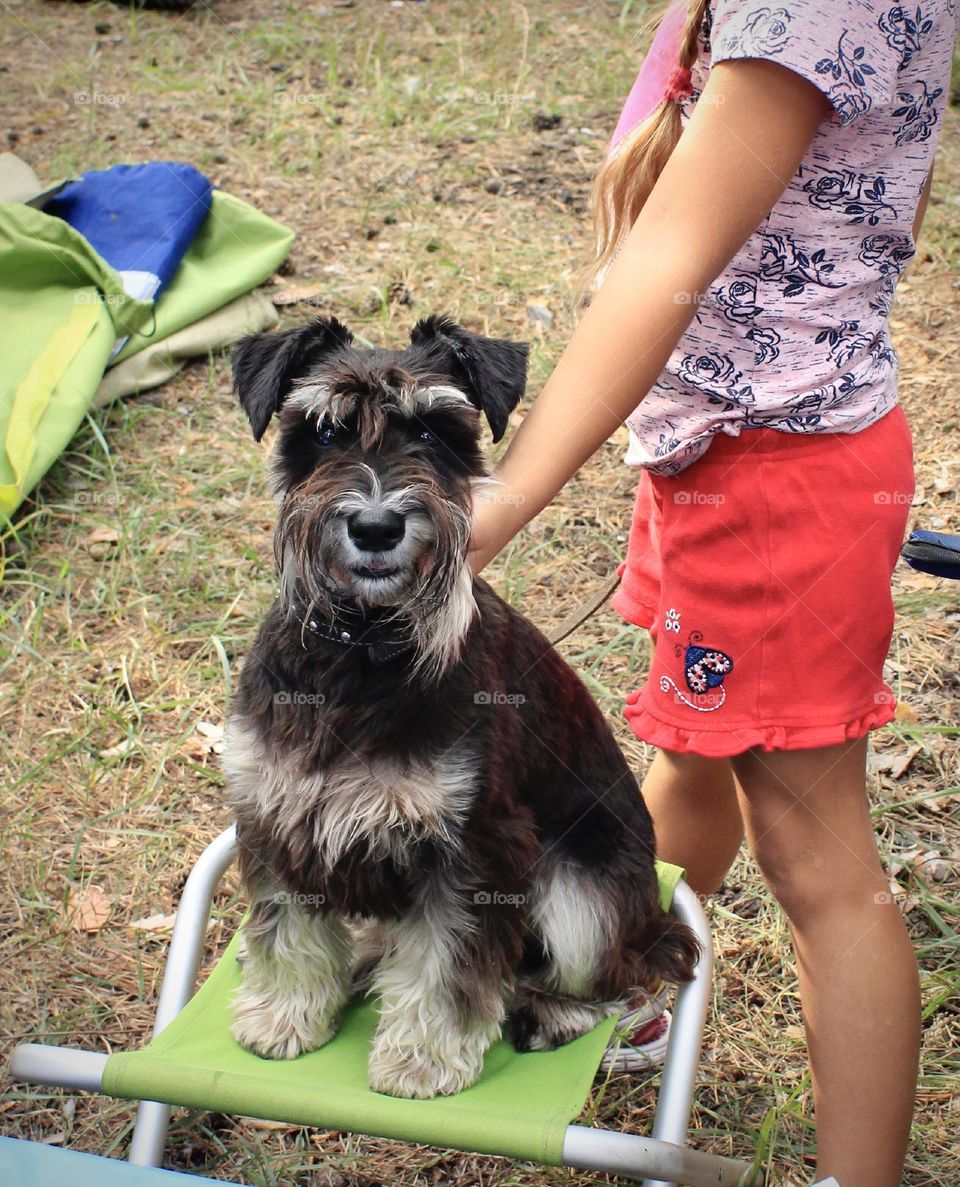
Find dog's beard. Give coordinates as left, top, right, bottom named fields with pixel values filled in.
left=274, top=476, right=476, bottom=679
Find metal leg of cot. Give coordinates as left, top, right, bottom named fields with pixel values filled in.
left=9, top=1045, right=109, bottom=1092
left=562, top=1125, right=758, bottom=1187
left=643, top=879, right=715, bottom=1187
left=563, top=878, right=760, bottom=1187
left=128, top=827, right=239, bottom=1167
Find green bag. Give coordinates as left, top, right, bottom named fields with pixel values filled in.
left=0, top=191, right=293, bottom=520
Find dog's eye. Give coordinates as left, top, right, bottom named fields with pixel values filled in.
left=317, top=422, right=339, bottom=446
left=417, top=428, right=437, bottom=445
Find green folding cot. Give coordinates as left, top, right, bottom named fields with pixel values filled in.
left=11, top=827, right=760, bottom=1187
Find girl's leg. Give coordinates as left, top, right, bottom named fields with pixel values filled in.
left=641, top=748, right=744, bottom=896
left=729, top=737, right=920, bottom=1187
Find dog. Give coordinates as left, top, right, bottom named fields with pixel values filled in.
left=222, top=314, right=699, bottom=1100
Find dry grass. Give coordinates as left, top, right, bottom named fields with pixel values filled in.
left=2, top=1, right=959, bottom=1184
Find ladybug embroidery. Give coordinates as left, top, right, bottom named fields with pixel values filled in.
left=660, top=629, right=734, bottom=712
left=684, top=644, right=734, bottom=693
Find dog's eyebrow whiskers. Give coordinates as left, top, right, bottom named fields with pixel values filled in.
left=288, top=380, right=335, bottom=418
left=413, top=384, right=472, bottom=412
left=288, top=377, right=471, bottom=423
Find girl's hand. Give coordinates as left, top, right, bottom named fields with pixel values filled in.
left=467, top=480, right=528, bottom=576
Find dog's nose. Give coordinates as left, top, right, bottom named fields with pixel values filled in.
left=348, top=509, right=406, bottom=552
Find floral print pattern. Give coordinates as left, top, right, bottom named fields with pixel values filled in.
left=813, top=30, right=881, bottom=124
left=738, top=6, right=791, bottom=52
left=759, top=233, right=843, bottom=296
left=892, top=79, right=944, bottom=143
left=677, top=352, right=756, bottom=410
left=802, top=167, right=898, bottom=225
left=746, top=326, right=781, bottom=365
left=880, top=6, right=935, bottom=67
left=715, top=276, right=763, bottom=324
left=858, top=232, right=916, bottom=273
left=621, top=0, right=958, bottom=476
left=814, top=320, right=875, bottom=367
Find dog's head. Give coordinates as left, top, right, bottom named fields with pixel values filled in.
left=232, top=314, right=528, bottom=674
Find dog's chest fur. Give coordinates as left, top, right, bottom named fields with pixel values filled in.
left=224, top=718, right=477, bottom=915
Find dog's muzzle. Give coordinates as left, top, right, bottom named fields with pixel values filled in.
left=315, top=498, right=436, bottom=607
left=347, top=509, right=407, bottom=580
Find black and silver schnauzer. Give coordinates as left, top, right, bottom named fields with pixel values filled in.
left=224, top=314, right=699, bottom=1099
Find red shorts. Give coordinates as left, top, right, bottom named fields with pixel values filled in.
left=610, top=407, right=915, bottom=757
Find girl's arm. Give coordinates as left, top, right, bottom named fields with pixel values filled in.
left=468, top=58, right=832, bottom=574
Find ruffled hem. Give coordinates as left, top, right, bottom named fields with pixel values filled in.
left=623, top=696, right=898, bottom=758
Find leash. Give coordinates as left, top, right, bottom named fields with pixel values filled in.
left=546, top=572, right=622, bottom=646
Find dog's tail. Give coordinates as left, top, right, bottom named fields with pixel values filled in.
left=640, top=909, right=701, bottom=986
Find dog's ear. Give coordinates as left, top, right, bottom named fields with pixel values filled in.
left=232, top=316, right=354, bottom=442
left=409, top=315, right=528, bottom=443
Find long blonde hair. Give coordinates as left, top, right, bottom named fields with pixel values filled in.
left=579, top=0, right=708, bottom=298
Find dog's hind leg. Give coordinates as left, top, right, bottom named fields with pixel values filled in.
left=507, top=861, right=622, bottom=1052
left=231, top=892, right=351, bottom=1061
left=368, top=891, right=506, bottom=1099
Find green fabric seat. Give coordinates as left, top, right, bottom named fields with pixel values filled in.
left=102, top=863, right=684, bottom=1167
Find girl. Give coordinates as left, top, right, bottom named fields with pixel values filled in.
left=467, top=2, right=958, bottom=1185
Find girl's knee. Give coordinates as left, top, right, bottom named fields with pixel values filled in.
left=750, top=839, right=815, bottom=919
left=731, top=740, right=885, bottom=921
left=752, top=835, right=886, bottom=924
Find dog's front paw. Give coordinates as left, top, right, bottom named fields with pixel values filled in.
left=231, top=984, right=339, bottom=1061
left=368, top=1044, right=481, bottom=1099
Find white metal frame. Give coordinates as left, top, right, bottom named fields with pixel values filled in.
left=11, top=827, right=760, bottom=1187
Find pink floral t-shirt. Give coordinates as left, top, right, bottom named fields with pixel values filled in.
left=619, top=0, right=959, bottom=474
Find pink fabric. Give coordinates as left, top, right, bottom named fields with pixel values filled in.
left=609, top=0, right=689, bottom=154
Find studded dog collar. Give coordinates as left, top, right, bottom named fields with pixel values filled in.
left=290, top=596, right=414, bottom=665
